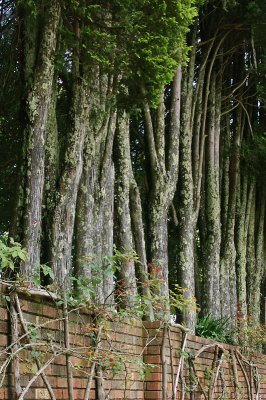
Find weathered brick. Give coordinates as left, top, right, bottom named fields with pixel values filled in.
left=146, top=381, right=161, bottom=391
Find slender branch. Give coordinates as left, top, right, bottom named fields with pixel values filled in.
left=84, top=324, right=103, bottom=400
left=161, top=326, right=168, bottom=400
left=63, top=293, right=74, bottom=400
left=230, top=350, right=240, bottom=400
left=167, top=65, right=182, bottom=182
left=17, top=352, right=66, bottom=400
left=168, top=330, right=175, bottom=399
left=155, top=91, right=166, bottom=170
left=140, top=83, right=158, bottom=176
left=194, top=343, right=225, bottom=359
left=173, top=332, right=188, bottom=399
left=10, top=292, right=22, bottom=398
left=235, top=98, right=254, bottom=137
left=235, top=351, right=252, bottom=400
left=211, top=351, right=224, bottom=399
left=208, top=346, right=219, bottom=399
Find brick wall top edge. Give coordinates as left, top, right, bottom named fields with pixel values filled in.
left=0, top=281, right=57, bottom=298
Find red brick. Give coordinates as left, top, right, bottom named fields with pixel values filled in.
left=143, top=355, right=161, bottom=364
left=146, top=381, right=162, bottom=391
left=145, top=390, right=162, bottom=399
left=0, top=388, right=8, bottom=399
left=0, top=307, right=8, bottom=320
left=0, top=334, right=8, bottom=346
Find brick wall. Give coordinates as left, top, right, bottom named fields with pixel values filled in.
left=0, top=286, right=266, bottom=400
left=143, top=321, right=266, bottom=400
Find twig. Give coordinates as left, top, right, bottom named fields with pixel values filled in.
left=190, top=359, right=207, bottom=400
left=161, top=326, right=168, bottom=400
left=211, top=350, right=224, bottom=400
left=194, top=343, right=225, bottom=359
left=230, top=350, right=240, bottom=400
left=208, top=345, right=219, bottom=400
left=10, top=292, right=22, bottom=398
left=253, top=365, right=260, bottom=400
left=168, top=329, right=175, bottom=399
left=17, top=351, right=67, bottom=400
left=173, top=332, right=188, bottom=399
left=219, top=367, right=227, bottom=400
left=84, top=324, right=103, bottom=400
left=96, top=365, right=107, bottom=400
left=63, top=293, right=74, bottom=400
left=235, top=351, right=252, bottom=399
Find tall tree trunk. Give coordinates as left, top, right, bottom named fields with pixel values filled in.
left=129, top=181, right=154, bottom=320
left=114, top=112, right=138, bottom=307
left=21, top=1, right=60, bottom=279
left=220, top=109, right=242, bottom=319
left=235, top=177, right=254, bottom=319
left=177, top=37, right=197, bottom=331
left=42, top=82, right=59, bottom=267
left=204, top=75, right=221, bottom=318
left=247, top=189, right=266, bottom=324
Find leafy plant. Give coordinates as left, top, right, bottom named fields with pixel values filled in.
left=195, top=313, right=234, bottom=344
left=235, top=316, right=266, bottom=355
left=0, top=234, right=27, bottom=272
left=170, top=284, right=199, bottom=314
left=32, top=264, right=55, bottom=287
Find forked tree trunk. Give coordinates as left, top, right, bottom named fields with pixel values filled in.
left=75, top=97, right=116, bottom=304
left=142, top=65, right=182, bottom=319
left=51, top=79, right=90, bottom=287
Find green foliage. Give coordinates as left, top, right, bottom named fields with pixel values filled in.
left=170, top=284, right=199, bottom=314
left=121, top=0, right=199, bottom=105
left=195, top=313, right=234, bottom=344
left=59, top=0, right=199, bottom=105
left=0, top=234, right=27, bottom=272
left=32, top=264, right=55, bottom=287
left=235, top=316, right=266, bottom=355
left=241, top=133, right=266, bottom=183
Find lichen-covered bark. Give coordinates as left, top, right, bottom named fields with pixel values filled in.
left=177, top=122, right=196, bottom=330
left=129, top=181, right=155, bottom=321
left=92, top=110, right=116, bottom=305
left=42, top=84, right=59, bottom=266
left=247, top=189, right=265, bottom=324
left=204, top=75, right=221, bottom=318
left=235, top=177, right=254, bottom=319
left=75, top=73, right=116, bottom=304
left=113, top=111, right=155, bottom=319
left=21, top=1, right=60, bottom=278
left=142, top=65, right=182, bottom=318
left=51, top=79, right=90, bottom=287
left=220, top=109, right=242, bottom=319
left=114, top=112, right=138, bottom=307
left=177, top=35, right=197, bottom=331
